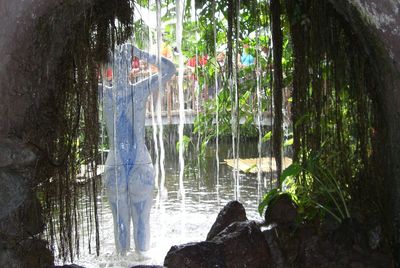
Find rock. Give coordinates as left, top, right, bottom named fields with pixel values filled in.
left=206, top=201, right=247, bottom=241
left=0, top=238, right=54, bottom=268
left=164, top=241, right=226, bottom=268
left=20, top=192, right=45, bottom=236
left=0, top=138, right=37, bottom=169
left=264, top=193, right=297, bottom=227
left=263, top=228, right=287, bottom=268
left=0, top=247, right=24, bottom=268
left=292, top=220, right=393, bottom=268
left=165, top=204, right=271, bottom=268
left=55, top=265, right=85, bottom=268
left=0, top=138, right=48, bottom=267
left=0, top=169, right=28, bottom=221
left=211, top=221, right=272, bottom=268
left=368, top=225, right=382, bottom=250
left=129, top=266, right=163, bottom=268
left=320, top=214, right=341, bottom=235
left=331, top=218, right=368, bottom=250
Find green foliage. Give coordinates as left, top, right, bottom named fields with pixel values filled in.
left=262, top=131, right=272, bottom=142
left=176, top=134, right=192, bottom=153
left=260, top=154, right=351, bottom=223
left=258, top=188, right=280, bottom=215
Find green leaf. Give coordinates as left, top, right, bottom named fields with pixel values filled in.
left=176, top=135, right=191, bottom=152
left=258, top=188, right=280, bottom=216
left=262, top=131, right=272, bottom=142
left=284, top=138, right=293, bottom=147
left=280, top=163, right=302, bottom=184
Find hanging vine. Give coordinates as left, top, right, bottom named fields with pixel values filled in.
left=276, top=0, right=382, bottom=224
left=33, top=0, right=136, bottom=262
left=271, top=0, right=284, bottom=183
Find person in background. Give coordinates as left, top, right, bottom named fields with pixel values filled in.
left=240, top=43, right=255, bottom=66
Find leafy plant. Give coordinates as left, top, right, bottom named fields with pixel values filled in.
left=176, top=134, right=192, bottom=154
left=259, top=155, right=351, bottom=223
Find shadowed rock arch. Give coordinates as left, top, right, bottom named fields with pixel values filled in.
left=328, top=0, right=400, bottom=263
left=0, top=0, right=133, bottom=265
left=0, top=0, right=399, bottom=266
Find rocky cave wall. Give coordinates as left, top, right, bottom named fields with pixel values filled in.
left=327, top=0, right=400, bottom=262
left=0, top=0, right=95, bottom=266
left=0, top=0, right=399, bottom=266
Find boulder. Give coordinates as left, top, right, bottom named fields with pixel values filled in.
left=129, top=266, right=163, bottom=268
left=206, top=201, right=247, bottom=241
left=0, top=138, right=37, bottom=169
left=164, top=241, right=226, bottom=268
left=211, top=221, right=271, bottom=268
left=164, top=222, right=272, bottom=268
left=0, top=169, right=28, bottom=221
left=263, top=228, right=287, bottom=268
left=264, top=193, right=297, bottom=227
left=55, top=265, right=85, bottom=268
left=269, top=218, right=393, bottom=268
left=0, top=238, right=54, bottom=268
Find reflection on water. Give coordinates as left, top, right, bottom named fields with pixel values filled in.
left=66, top=136, right=272, bottom=268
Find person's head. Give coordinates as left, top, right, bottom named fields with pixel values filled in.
left=139, top=59, right=148, bottom=69
left=243, top=43, right=252, bottom=54
left=106, top=68, right=113, bottom=81
left=132, top=57, right=140, bottom=69
left=217, top=52, right=225, bottom=62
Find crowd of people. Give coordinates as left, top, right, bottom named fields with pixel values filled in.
left=100, top=39, right=266, bottom=114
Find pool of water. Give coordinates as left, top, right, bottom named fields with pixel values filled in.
left=59, top=138, right=273, bottom=267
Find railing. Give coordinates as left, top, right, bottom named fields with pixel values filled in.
left=144, top=72, right=206, bottom=125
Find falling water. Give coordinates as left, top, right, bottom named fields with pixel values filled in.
left=156, top=0, right=166, bottom=196
left=144, top=0, right=160, bottom=194
left=190, top=0, right=196, bottom=22
left=255, top=30, right=263, bottom=202
left=193, top=7, right=201, bottom=179
left=268, top=10, right=274, bottom=189
left=212, top=0, right=220, bottom=204
left=99, top=68, right=107, bottom=242
left=176, top=0, right=186, bottom=200
left=110, top=48, right=120, bottom=253
left=232, top=0, right=241, bottom=201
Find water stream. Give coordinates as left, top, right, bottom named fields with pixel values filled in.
left=176, top=0, right=185, bottom=200
left=155, top=0, right=167, bottom=199
left=58, top=140, right=269, bottom=267
left=212, top=0, right=220, bottom=195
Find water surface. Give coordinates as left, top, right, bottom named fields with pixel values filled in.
left=66, top=138, right=272, bottom=267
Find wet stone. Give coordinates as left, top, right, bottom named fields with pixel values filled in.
left=129, top=266, right=164, bottom=268
left=54, top=265, right=85, bottom=268
left=264, top=193, right=297, bottom=227
left=263, top=228, right=287, bottom=268
left=206, top=200, right=247, bottom=241
left=0, top=138, right=37, bottom=169
left=0, top=169, right=27, bottom=221
left=211, top=221, right=272, bottom=268
left=164, top=241, right=226, bottom=268
left=0, top=238, right=54, bottom=268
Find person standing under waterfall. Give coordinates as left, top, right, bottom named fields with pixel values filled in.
left=101, top=43, right=175, bottom=255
